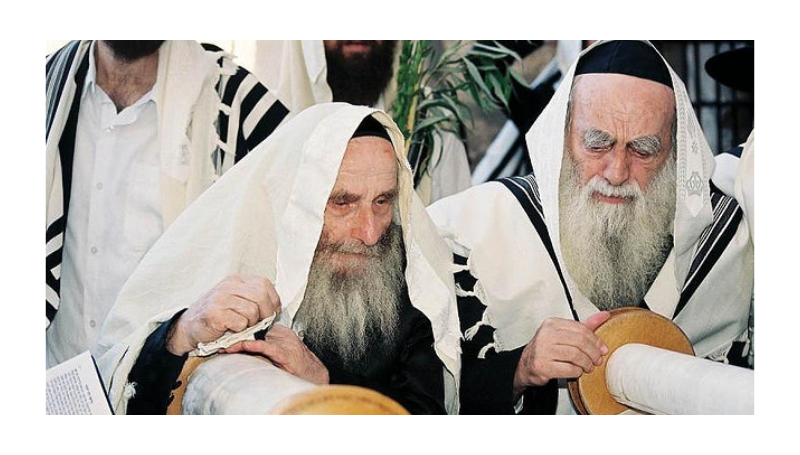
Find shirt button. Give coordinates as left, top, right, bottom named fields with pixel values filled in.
left=90, top=246, right=98, bottom=254
left=96, top=182, right=103, bottom=190
left=89, top=320, right=96, bottom=328
left=105, top=126, right=114, bottom=132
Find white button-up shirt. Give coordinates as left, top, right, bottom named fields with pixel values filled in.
left=47, top=42, right=164, bottom=367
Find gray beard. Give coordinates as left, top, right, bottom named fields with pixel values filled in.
left=559, top=153, right=676, bottom=310
left=294, top=222, right=404, bottom=369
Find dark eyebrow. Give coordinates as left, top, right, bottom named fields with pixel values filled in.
left=328, top=189, right=398, bottom=204
left=328, top=190, right=360, bottom=204
left=583, top=128, right=615, bottom=148
left=627, top=135, right=663, bottom=156
left=376, top=189, right=398, bottom=202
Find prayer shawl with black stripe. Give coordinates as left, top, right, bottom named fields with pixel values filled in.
left=45, top=41, right=289, bottom=329
left=428, top=40, right=753, bottom=413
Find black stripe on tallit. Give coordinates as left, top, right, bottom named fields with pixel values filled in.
left=498, top=175, right=579, bottom=321
left=46, top=301, right=58, bottom=323
left=218, top=111, right=230, bottom=145
left=217, top=67, right=250, bottom=151
left=234, top=124, right=248, bottom=164
left=685, top=192, right=734, bottom=280
left=220, top=66, right=249, bottom=108
left=486, top=134, right=526, bottom=181
left=674, top=190, right=743, bottom=318
left=46, top=266, right=60, bottom=296
left=46, top=41, right=81, bottom=140
left=244, top=101, right=288, bottom=152
left=57, top=51, right=90, bottom=228
left=45, top=216, right=65, bottom=244
left=239, top=81, right=267, bottom=125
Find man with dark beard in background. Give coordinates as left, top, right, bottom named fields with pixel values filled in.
left=323, top=40, right=397, bottom=107
left=45, top=40, right=289, bottom=368
left=274, top=40, right=472, bottom=205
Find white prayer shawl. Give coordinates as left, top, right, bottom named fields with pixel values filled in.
left=274, top=40, right=472, bottom=206
left=97, top=103, right=461, bottom=415
left=46, top=40, right=288, bottom=328
left=736, top=130, right=754, bottom=240
left=429, top=40, right=753, bottom=407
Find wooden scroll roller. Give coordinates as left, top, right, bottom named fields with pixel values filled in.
left=568, top=308, right=754, bottom=414
left=270, top=386, right=410, bottom=415
left=167, top=353, right=408, bottom=415
left=568, top=307, right=694, bottom=415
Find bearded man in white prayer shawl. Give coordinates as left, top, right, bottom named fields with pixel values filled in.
left=45, top=41, right=289, bottom=368
left=428, top=40, right=754, bottom=414
left=271, top=40, right=472, bottom=205
left=96, top=103, right=461, bottom=415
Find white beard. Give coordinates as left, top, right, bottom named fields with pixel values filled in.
left=559, top=153, right=676, bottom=310
left=294, top=222, right=404, bottom=369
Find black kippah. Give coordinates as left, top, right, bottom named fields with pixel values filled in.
left=575, top=41, right=673, bottom=89
left=351, top=115, right=392, bottom=142
left=705, top=47, right=754, bottom=93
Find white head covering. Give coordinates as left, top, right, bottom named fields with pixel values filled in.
left=526, top=40, right=715, bottom=290
left=430, top=40, right=752, bottom=362
left=97, top=103, right=461, bottom=414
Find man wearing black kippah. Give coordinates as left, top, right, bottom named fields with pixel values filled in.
left=428, top=40, right=753, bottom=414
left=100, top=107, right=458, bottom=414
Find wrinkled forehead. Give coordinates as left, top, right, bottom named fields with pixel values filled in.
left=570, top=73, right=676, bottom=137
left=333, top=136, right=399, bottom=191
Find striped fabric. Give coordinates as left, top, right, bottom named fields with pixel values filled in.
left=497, top=174, right=743, bottom=321
left=45, top=41, right=289, bottom=328
left=675, top=189, right=743, bottom=317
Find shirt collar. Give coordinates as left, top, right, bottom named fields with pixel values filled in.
left=82, top=40, right=99, bottom=99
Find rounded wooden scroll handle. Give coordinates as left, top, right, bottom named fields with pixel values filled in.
left=166, top=356, right=209, bottom=415
left=568, top=307, right=694, bottom=415
left=270, top=385, right=410, bottom=415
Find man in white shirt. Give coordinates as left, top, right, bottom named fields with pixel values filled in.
left=45, top=40, right=290, bottom=367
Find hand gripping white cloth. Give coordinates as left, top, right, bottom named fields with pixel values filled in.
left=97, top=103, right=461, bottom=415
left=191, top=313, right=276, bottom=357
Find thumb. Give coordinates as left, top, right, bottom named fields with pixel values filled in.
left=583, top=311, right=611, bottom=331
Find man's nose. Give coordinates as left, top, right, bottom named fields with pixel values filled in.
left=603, top=147, right=631, bottom=186
left=352, top=208, right=383, bottom=246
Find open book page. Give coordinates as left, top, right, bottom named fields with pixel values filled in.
left=46, top=350, right=113, bottom=415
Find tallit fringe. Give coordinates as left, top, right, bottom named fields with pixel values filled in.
left=455, top=283, right=477, bottom=298
left=119, top=382, right=137, bottom=415
left=477, top=342, right=496, bottom=359
left=208, top=53, right=230, bottom=178
left=450, top=263, right=470, bottom=273
left=464, top=310, right=491, bottom=341
left=706, top=330, right=752, bottom=365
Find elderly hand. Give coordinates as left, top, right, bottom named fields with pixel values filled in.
left=166, top=275, right=281, bottom=356
left=220, top=325, right=330, bottom=385
left=512, top=311, right=610, bottom=399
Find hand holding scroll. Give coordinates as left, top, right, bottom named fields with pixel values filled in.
left=221, top=325, right=330, bottom=385
left=512, top=311, right=610, bottom=399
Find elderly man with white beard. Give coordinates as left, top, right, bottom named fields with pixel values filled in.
left=428, top=40, right=753, bottom=414
left=96, top=105, right=461, bottom=415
